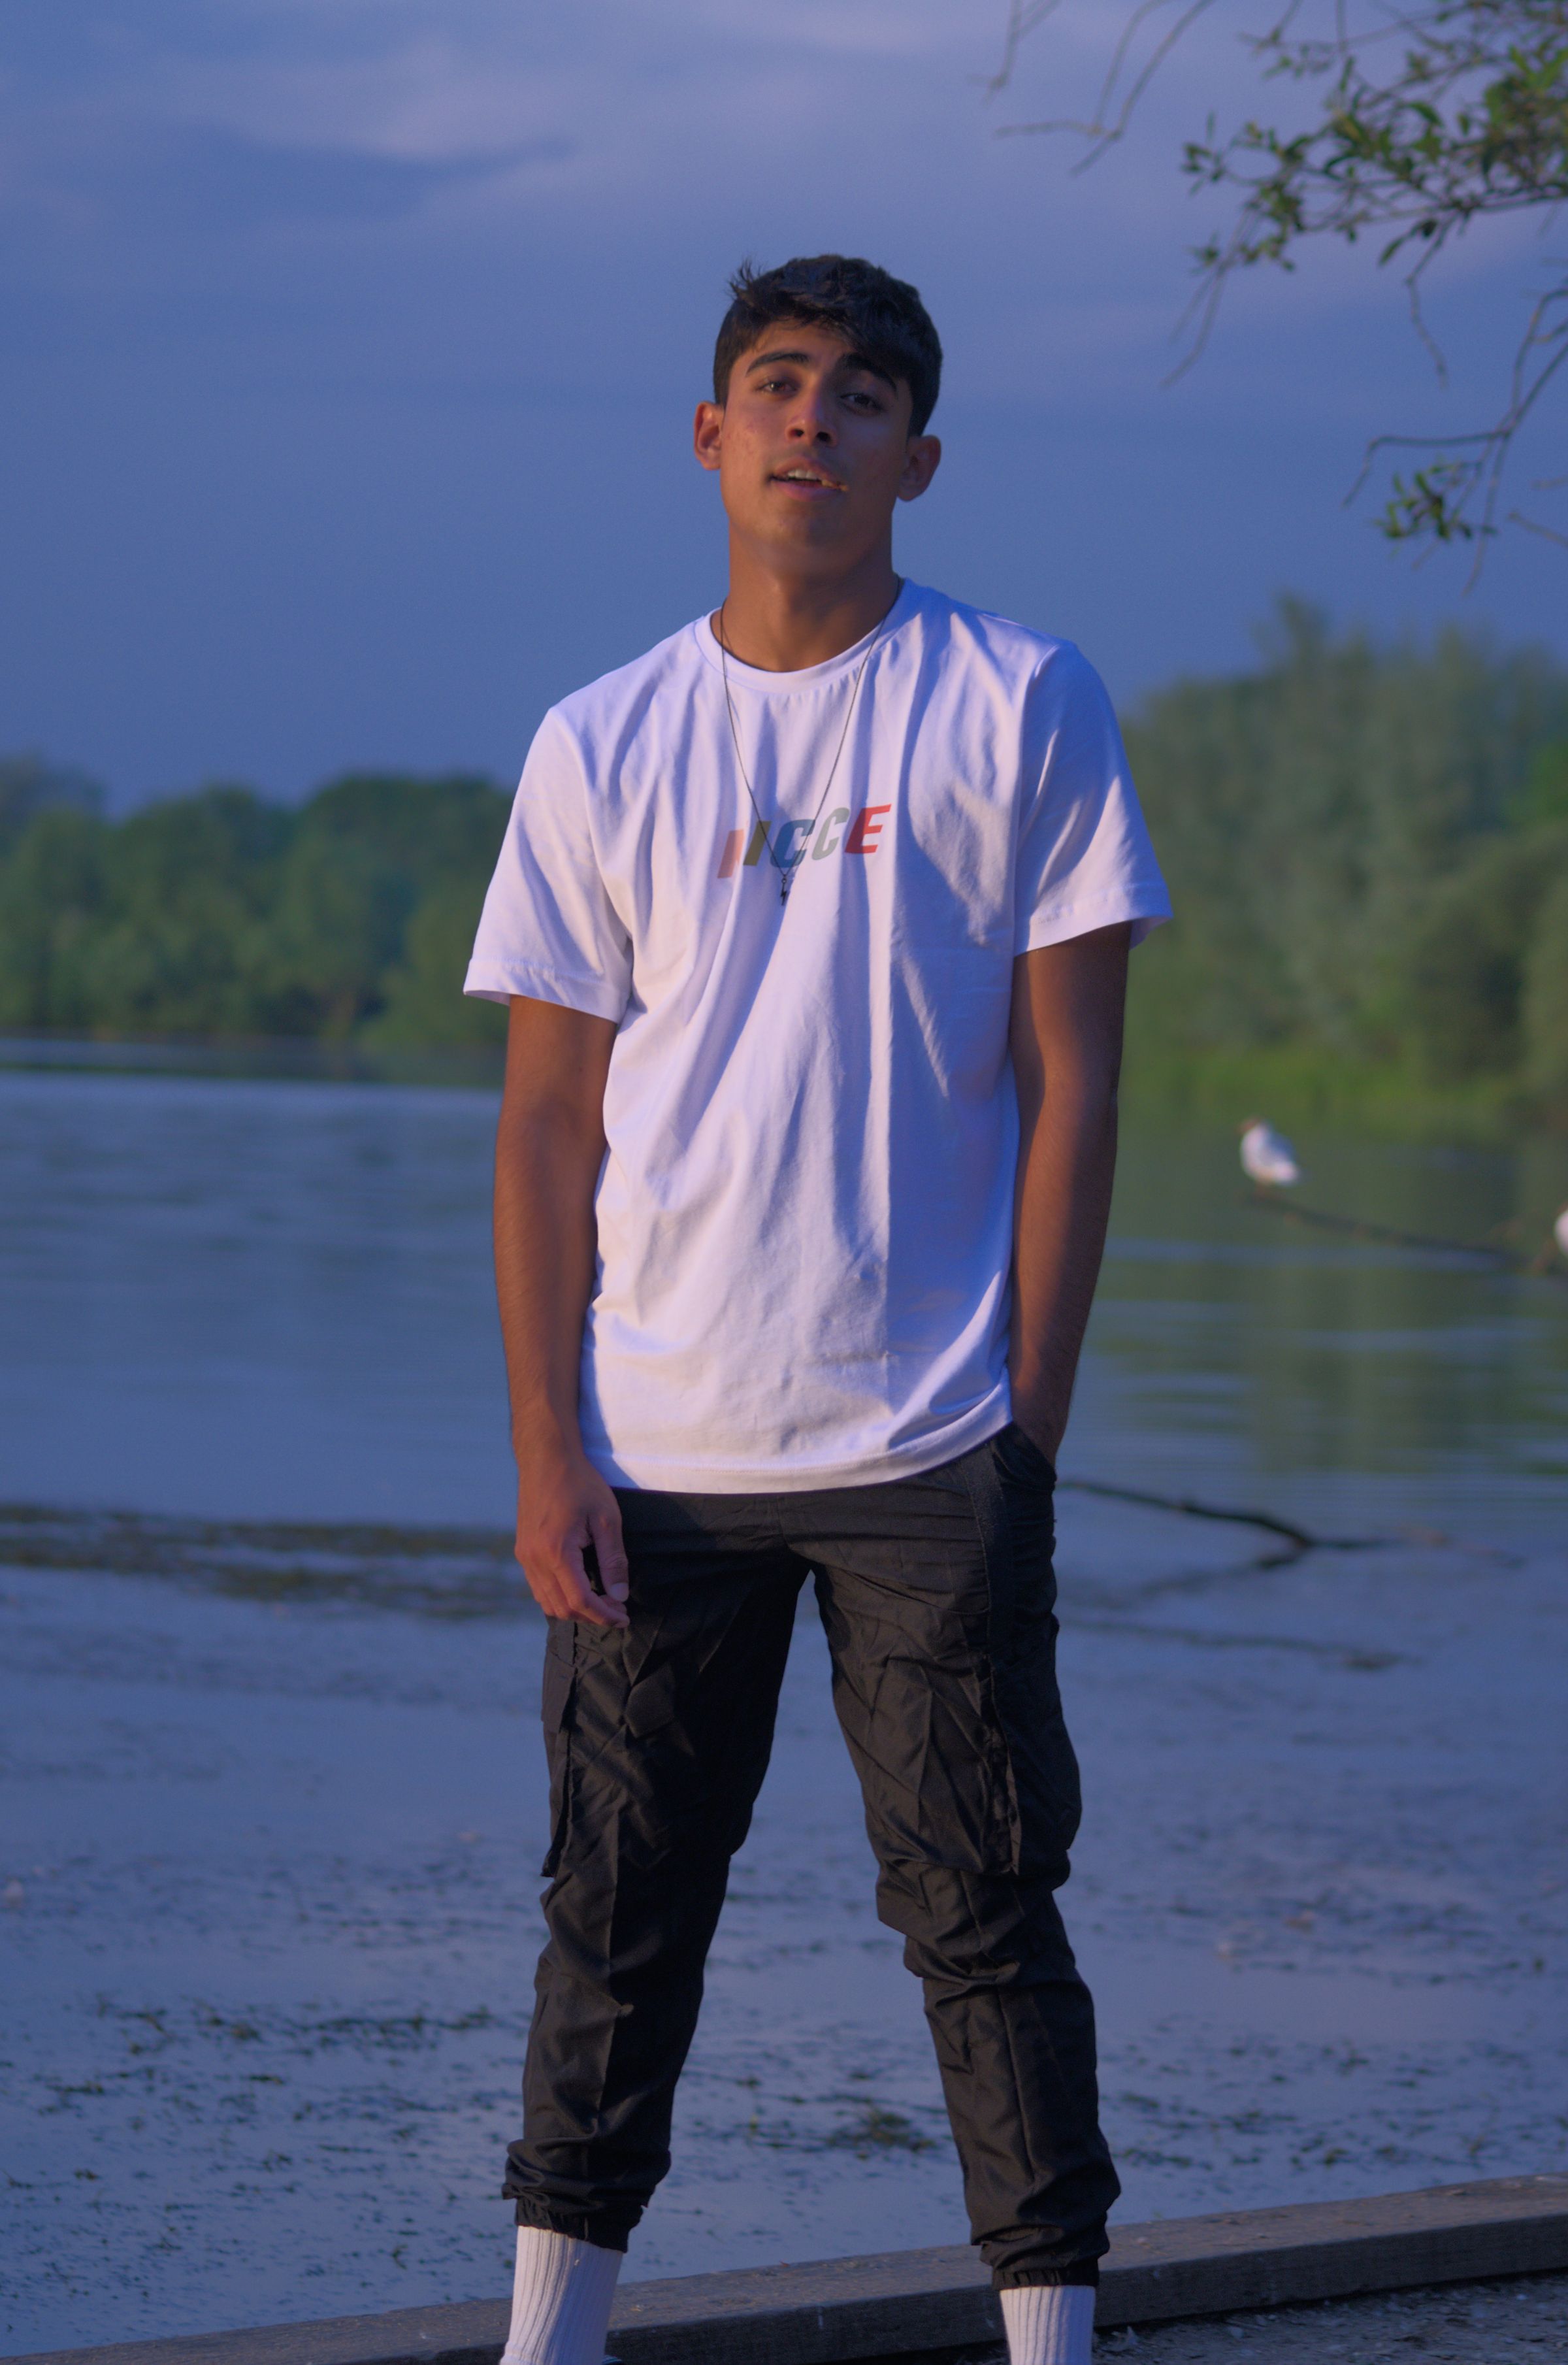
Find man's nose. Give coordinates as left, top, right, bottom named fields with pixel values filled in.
left=786, top=389, right=836, bottom=443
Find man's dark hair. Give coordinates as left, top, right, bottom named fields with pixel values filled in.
left=713, top=255, right=942, bottom=435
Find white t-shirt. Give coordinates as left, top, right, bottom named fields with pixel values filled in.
left=466, top=580, right=1169, bottom=1493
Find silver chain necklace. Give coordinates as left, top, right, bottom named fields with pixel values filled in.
left=715, top=585, right=898, bottom=906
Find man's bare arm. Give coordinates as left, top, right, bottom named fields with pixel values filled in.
left=1007, top=923, right=1131, bottom=1466
left=494, top=995, right=629, bottom=1629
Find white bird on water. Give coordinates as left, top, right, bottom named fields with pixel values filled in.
left=1554, top=1204, right=1568, bottom=1262
left=1238, top=1117, right=1302, bottom=1188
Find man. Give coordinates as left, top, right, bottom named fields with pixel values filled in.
left=465, top=254, right=1169, bottom=2365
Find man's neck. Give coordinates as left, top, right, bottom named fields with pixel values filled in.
left=713, top=544, right=902, bottom=673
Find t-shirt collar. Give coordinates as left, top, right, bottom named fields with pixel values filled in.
left=692, top=578, right=919, bottom=691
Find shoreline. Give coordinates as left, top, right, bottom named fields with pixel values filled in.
left=4, top=1029, right=1568, bottom=1144
left=14, top=2174, right=1568, bottom=2365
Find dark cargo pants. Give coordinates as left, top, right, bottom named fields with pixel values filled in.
left=506, top=1422, right=1119, bottom=2287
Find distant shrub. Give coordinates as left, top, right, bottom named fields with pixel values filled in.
left=1124, top=603, right=1568, bottom=1113
left=1522, top=873, right=1568, bottom=1110
left=6, top=610, right=1568, bottom=1108
left=0, top=770, right=509, bottom=1047
left=0, top=753, right=103, bottom=856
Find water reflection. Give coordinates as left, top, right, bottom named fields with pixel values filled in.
left=1, top=1068, right=1564, bottom=2352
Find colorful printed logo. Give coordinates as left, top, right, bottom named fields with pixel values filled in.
left=717, top=806, right=889, bottom=879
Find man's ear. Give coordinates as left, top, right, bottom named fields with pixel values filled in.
left=693, top=399, right=725, bottom=474
left=897, top=435, right=941, bottom=504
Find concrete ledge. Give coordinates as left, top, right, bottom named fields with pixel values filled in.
left=14, top=2173, right=1568, bottom=2365
left=1096, top=2171, right=1568, bottom=2326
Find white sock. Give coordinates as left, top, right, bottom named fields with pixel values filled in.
left=1000, top=2280, right=1097, bottom=2365
left=500, top=2226, right=622, bottom=2365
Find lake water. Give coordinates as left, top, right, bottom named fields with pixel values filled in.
left=2, top=1057, right=1566, bottom=2355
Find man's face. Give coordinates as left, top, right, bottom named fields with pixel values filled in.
left=694, top=320, right=939, bottom=569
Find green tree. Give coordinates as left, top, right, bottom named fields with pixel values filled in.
left=369, top=878, right=507, bottom=1048
left=0, top=753, right=103, bottom=855
left=1399, top=825, right=1568, bottom=1077
left=255, top=834, right=418, bottom=1036
left=1514, top=734, right=1568, bottom=823
left=261, top=774, right=510, bottom=1036
left=69, top=787, right=292, bottom=1034
left=1124, top=601, right=1568, bottom=1081
left=297, top=772, right=510, bottom=880
left=0, top=763, right=511, bottom=1044
left=1521, top=869, right=1568, bottom=1101
left=0, top=807, right=106, bottom=1029
left=994, top=1, right=1568, bottom=556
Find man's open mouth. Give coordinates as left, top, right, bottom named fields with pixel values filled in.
left=770, top=467, right=845, bottom=490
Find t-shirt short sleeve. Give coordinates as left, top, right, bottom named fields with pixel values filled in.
left=1014, top=644, right=1171, bottom=955
left=465, top=709, right=632, bottom=1019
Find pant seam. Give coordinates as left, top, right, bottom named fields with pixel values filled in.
left=958, top=1437, right=1078, bottom=2264
left=956, top=1441, right=1022, bottom=1877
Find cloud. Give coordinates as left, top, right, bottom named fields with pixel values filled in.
left=0, top=0, right=1460, bottom=410
left=7, top=118, right=569, bottom=239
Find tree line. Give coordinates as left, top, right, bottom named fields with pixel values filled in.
left=3, top=601, right=1567, bottom=1111
left=1122, top=602, right=1568, bottom=1116
left=0, top=761, right=510, bottom=1050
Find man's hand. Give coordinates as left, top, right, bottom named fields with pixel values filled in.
left=514, top=1441, right=630, bottom=1630
left=1009, top=1395, right=1066, bottom=1474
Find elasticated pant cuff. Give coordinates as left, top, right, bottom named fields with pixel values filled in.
left=512, top=2198, right=630, bottom=2254
left=993, top=2259, right=1101, bottom=2290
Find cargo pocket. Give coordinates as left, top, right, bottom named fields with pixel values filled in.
left=539, top=1624, right=578, bottom=1880
left=622, top=1656, right=678, bottom=1742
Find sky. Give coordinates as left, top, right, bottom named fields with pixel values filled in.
left=3, top=0, right=1565, bottom=806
